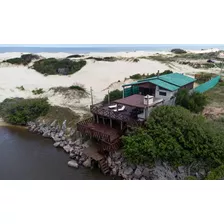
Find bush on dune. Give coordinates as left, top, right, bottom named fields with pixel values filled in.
left=4, top=54, right=40, bottom=65
left=103, top=89, right=123, bottom=103
left=175, top=89, right=207, bottom=113
left=0, top=98, right=50, bottom=125
left=33, top=58, right=87, bottom=75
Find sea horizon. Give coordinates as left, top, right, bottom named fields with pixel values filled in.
left=0, top=44, right=224, bottom=54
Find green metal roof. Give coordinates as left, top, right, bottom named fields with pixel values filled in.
left=122, top=73, right=196, bottom=90
left=148, top=79, right=179, bottom=91
left=159, top=73, right=196, bottom=87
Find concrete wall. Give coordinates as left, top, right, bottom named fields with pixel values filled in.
left=155, top=86, right=176, bottom=101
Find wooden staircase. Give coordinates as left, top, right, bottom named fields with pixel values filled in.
left=99, top=158, right=110, bottom=175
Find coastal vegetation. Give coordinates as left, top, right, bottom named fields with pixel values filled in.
left=16, top=86, right=25, bottom=91
left=32, top=58, right=87, bottom=75
left=32, top=88, right=45, bottom=95
left=103, top=89, right=123, bottom=103
left=129, top=70, right=173, bottom=80
left=0, top=98, right=50, bottom=125
left=66, top=54, right=84, bottom=59
left=122, top=106, right=224, bottom=175
left=37, top=105, right=81, bottom=128
left=86, top=56, right=118, bottom=62
left=171, top=48, right=187, bottom=54
left=175, top=89, right=207, bottom=113
left=4, top=54, right=40, bottom=65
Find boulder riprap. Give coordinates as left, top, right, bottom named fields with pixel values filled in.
left=68, top=160, right=79, bottom=168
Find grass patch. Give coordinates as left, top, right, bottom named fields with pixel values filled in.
left=16, top=86, right=25, bottom=91
left=32, top=88, right=45, bottom=95
left=69, top=85, right=86, bottom=92
left=37, top=105, right=81, bottom=128
left=86, top=56, right=118, bottom=62
left=205, top=82, right=224, bottom=107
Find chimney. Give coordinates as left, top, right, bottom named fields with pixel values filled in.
left=157, top=70, right=160, bottom=78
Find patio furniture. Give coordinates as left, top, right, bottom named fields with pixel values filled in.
left=113, top=105, right=126, bottom=112
left=108, top=104, right=117, bottom=109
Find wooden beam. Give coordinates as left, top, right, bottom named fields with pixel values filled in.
left=110, top=118, right=112, bottom=128
left=96, top=115, right=99, bottom=124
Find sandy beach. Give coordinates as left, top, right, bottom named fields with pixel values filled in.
left=0, top=49, right=221, bottom=115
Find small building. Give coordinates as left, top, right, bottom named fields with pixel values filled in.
left=122, top=73, right=196, bottom=102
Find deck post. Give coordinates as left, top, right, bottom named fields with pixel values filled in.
left=96, top=115, right=99, bottom=124
left=120, top=121, right=123, bottom=130
left=110, top=118, right=112, bottom=128
left=103, top=117, right=105, bottom=125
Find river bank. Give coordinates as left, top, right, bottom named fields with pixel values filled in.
left=0, top=124, right=112, bottom=180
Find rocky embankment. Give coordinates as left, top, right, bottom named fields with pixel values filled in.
left=27, top=120, right=206, bottom=180
left=27, top=120, right=93, bottom=170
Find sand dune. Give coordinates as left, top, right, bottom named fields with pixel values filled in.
left=0, top=50, right=221, bottom=116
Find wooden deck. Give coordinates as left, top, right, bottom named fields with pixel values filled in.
left=77, top=117, right=121, bottom=143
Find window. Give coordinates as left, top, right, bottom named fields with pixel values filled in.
left=159, top=91, right=167, bottom=96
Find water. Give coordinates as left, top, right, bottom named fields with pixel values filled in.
left=0, top=44, right=224, bottom=54
left=0, top=126, right=111, bottom=180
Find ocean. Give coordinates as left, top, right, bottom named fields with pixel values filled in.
left=0, top=44, right=224, bottom=54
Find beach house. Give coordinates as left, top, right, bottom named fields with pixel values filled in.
left=77, top=73, right=196, bottom=159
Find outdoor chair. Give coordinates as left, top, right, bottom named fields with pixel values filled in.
left=113, top=105, right=126, bottom=112
left=108, top=104, right=117, bottom=109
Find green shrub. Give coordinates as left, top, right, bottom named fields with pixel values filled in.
left=206, top=165, right=224, bottom=180
left=130, top=74, right=142, bottom=80
left=175, top=89, right=207, bottom=113
left=4, top=54, right=39, bottom=65
left=0, top=98, right=50, bottom=125
left=103, top=89, right=123, bottom=103
left=16, top=86, right=25, bottom=91
left=184, top=176, right=197, bottom=180
left=122, top=106, right=224, bottom=168
left=129, top=70, right=173, bottom=80
left=32, top=88, right=45, bottom=95
left=69, top=85, right=86, bottom=92
left=171, top=48, right=187, bottom=54
left=33, top=58, right=86, bottom=75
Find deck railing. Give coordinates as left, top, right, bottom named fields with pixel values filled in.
left=90, top=103, right=143, bottom=127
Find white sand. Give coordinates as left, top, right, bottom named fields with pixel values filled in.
left=0, top=49, right=221, bottom=115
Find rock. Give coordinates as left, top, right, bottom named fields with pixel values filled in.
left=123, top=167, right=133, bottom=176
left=59, top=130, right=64, bottom=138
left=137, top=165, right=144, bottom=172
left=199, top=169, right=206, bottom=177
left=142, top=168, right=150, bottom=179
left=59, top=142, right=64, bottom=148
left=107, top=156, right=112, bottom=168
left=62, top=136, right=66, bottom=141
left=69, top=153, right=76, bottom=159
left=74, top=138, right=82, bottom=145
left=63, top=145, right=71, bottom=153
left=83, top=158, right=92, bottom=168
left=140, top=177, right=146, bottom=180
left=42, top=131, right=50, bottom=138
left=134, top=168, right=142, bottom=179
left=53, top=142, right=61, bottom=148
left=68, top=160, right=79, bottom=169
left=54, top=137, right=61, bottom=142
left=178, top=166, right=185, bottom=173
left=62, top=120, right=67, bottom=131
left=111, top=167, right=118, bottom=176
left=50, top=120, right=57, bottom=127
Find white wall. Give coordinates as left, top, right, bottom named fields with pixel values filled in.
left=155, top=86, right=176, bottom=101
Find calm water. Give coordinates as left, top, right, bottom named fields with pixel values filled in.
left=0, top=44, right=224, bottom=53
left=0, top=126, right=111, bottom=180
